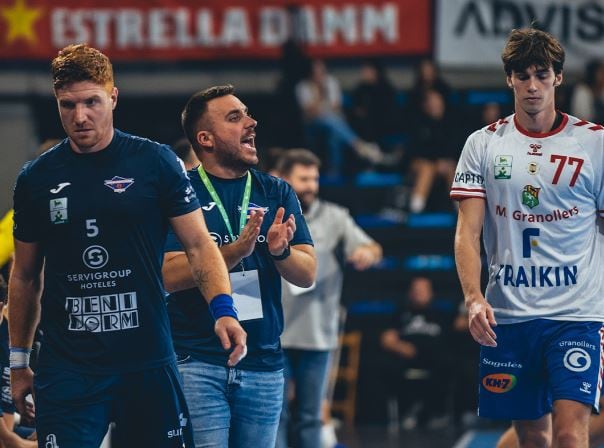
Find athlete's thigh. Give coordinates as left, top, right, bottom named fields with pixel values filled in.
left=545, top=321, right=603, bottom=410
left=229, top=368, right=284, bottom=447
left=478, top=320, right=551, bottom=420
left=115, top=362, right=194, bottom=448
left=34, top=367, right=114, bottom=448
left=177, top=357, right=231, bottom=447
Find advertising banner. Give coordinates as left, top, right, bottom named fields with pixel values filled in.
left=0, top=0, right=431, bottom=60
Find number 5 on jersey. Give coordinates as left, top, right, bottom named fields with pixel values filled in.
left=86, top=219, right=99, bottom=237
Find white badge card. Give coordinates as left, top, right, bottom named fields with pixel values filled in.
left=230, top=270, right=263, bottom=321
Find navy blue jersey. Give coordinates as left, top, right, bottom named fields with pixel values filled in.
left=12, top=130, right=199, bottom=374
left=166, top=169, right=313, bottom=371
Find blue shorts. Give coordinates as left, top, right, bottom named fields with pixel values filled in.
left=478, top=319, right=603, bottom=420
left=34, top=361, right=194, bottom=448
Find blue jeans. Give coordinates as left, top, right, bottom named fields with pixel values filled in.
left=276, top=349, right=331, bottom=448
left=305, top=113, right=359, bottom=175
left=177, top=357, right=284, bottom=448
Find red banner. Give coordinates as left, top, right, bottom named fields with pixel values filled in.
left=0, top=0, right=431, bottom=60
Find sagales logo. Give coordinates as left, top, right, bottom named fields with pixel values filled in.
left=482, top=373, right=517, bottom=393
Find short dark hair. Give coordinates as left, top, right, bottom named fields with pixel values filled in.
left=181, top=84, right=235, bottom=152
left=276, top=148, right=321, bottom=177
left=501, top=28, right=565, bottom=76
left=51, top=44, right=114, bottom=91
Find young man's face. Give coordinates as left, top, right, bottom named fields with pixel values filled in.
left=283, top=164, right=319, bottom=211
left=507, top=65, right=562, bottom=117
left=201, top=94, right=258, bottom=171
left=55, top=81, right=117, bottom=153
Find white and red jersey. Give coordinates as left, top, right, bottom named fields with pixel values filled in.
left=451, top=113, right=604, bottom=324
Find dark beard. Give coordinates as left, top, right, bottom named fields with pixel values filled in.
left=299, top=192, right=315, bottom=213
left=214, top=146, right=257, bottom=173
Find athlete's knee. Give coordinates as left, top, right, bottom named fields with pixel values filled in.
left=516, top=428, right=551, bottom=448
left=554, top=428, right=587, bottom=448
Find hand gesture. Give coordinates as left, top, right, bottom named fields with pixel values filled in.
left=267, top=207, right=295, bottom=256
left=234, top=209, right=264, bottom=259
left=11, top=367, right=35, bottom=422
left=347, top=247, right=376, bottom=271
left=467, top=297, right=497, bottom=347
left=215, top=317, right=248, bottom=367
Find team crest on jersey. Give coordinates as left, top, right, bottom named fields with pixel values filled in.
left=239, top=202, right=269, bottom=218
left=49, top=197, right=68, bottom=224
left=521, top=185, right=540, bottom=209
left=528, top=143, right=543, bottom=156
left=527, top=162, right=539, bottom=175
left=104, top=176, right=134, bottom=193
left=494, top=155, right=512, bottom=179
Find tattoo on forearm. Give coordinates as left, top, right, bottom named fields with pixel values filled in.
left=192, top=268, right=210, bottom=292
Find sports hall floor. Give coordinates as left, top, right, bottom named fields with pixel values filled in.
left=336, top=425, right=504, bottom=448
left=337, top=425, right=604, bottom=447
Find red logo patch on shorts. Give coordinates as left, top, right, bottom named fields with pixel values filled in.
left=482, top=373, right=517, bottom=393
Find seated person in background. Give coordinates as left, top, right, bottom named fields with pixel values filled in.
left=450, top=302, right=480, bottom=426
left=570, top=59, right=604, bottom=123
left=295, top=58, right=384, bottom=175
left=380, top=277, right=454, bottom=428
left=407, top=89, right=459, bottom=213
left=348, top=59, right=399, bottom=144
left=407, top=58, right=452, bottom=120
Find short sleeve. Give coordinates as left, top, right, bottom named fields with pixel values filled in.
left=339, top=208, right=373, bottom=257
left=12, top=163, right=39, bottom=243
left=157, top=146, right=200, bottom=218
left=450, top=130, right=487, bottom=200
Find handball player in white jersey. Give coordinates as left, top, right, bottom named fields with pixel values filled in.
left=452, top=28, right=604, bottom=448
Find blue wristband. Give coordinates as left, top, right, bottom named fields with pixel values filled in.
left=209, top=294, right=238, bottom=321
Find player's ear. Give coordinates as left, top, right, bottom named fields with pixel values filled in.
left=554, top=72, right=563, bottom=87
left=506, top=76, right=513, bottom=89
left=110, top=86, right=118, bottom=110
left=197, top=130, right=213, bottom=150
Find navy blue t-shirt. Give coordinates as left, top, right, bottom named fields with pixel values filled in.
left=12, top=130, right=199, bottom=374
left=165, top=168, right=313, bottom=371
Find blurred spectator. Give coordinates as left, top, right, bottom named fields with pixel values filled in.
left=348, top=59, right=399, bottom=144
left=407, top=89, right=459, bottom=213
left=0, top=211, right=13, bottom=275
left=481, top=102, right=502, bottom=127
left=450, top=302, right=479, bottom=426
left=295, top=59, right=384, bottom=175
left=0, top=139, right=60, bottom=278
left=380, top=277, right=454, bottom=429
left=171, top=137, right=200, bottom=170
left=275, top=149, right=382, bottom=448
left=570, top=59, right=604, bottom=123
left=273, top=36, right=310, bottom=148
left=407, top=59, right=452, bottom=119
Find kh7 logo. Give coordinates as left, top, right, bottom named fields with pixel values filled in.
left=482, top=373, right=517, bottom=393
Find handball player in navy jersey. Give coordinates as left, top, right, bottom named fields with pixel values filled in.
left=9, top=44, right=244, bottom=448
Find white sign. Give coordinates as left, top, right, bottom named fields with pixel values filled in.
left=436, top=0, right=604, bottom=70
